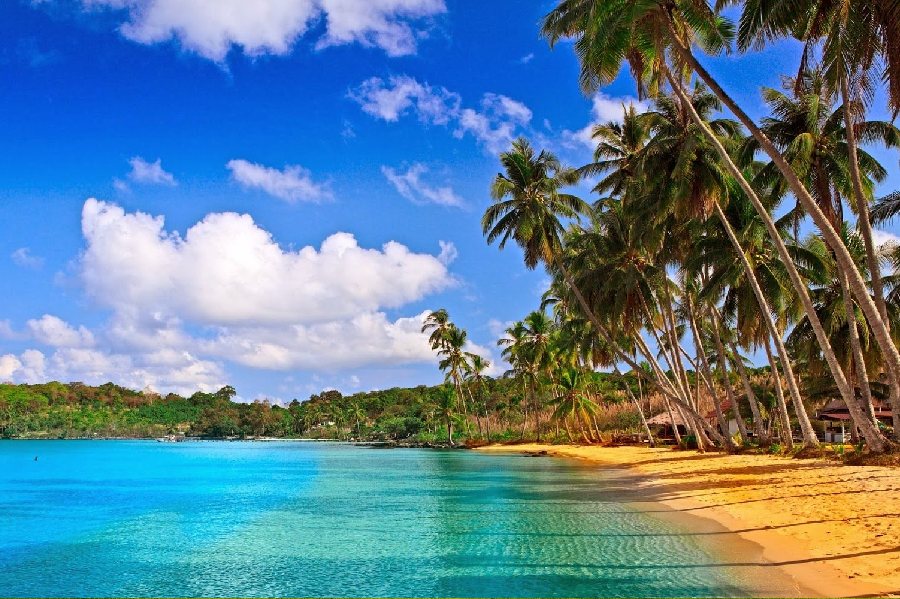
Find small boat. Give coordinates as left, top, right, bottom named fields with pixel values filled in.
left=156, top=434, right=183, bottom=443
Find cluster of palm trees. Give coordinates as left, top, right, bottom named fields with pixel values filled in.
left=477, top=0, right=900, bottom=453
left=499, top=310, right=655, bottom=444
left=422, top=309, right=493, bottom=444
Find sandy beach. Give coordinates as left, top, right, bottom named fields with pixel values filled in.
left=478, top=444, right=900, bottom=597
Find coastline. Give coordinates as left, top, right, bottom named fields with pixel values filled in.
left=477, top=443, right=900, bottom=598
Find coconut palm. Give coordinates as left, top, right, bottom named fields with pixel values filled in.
left=598, top=84, right=818, bottom=445
left=566, top=202, right=726, bottom=447
left=550, top=367, right=602, bottom=443
left=541, top=1, right=900, bottom=435
left=789, top=228, right=900, bottom=432
left=577, top=103, right=651, bottom=198
left=435, top=385, right=458, bottom=445
left=464, top=354, right=492, bottom=439
left=422, top=309, right=453, bottom=350
left=436, top=325, right=474, bottom=420
left=483, top=138, right=697, bottom=429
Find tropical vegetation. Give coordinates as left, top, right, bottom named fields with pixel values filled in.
left=462, top=0, right=900, bottom=454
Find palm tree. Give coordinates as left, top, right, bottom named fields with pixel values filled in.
left=541, top=2, right=900, bottom=436
left=565, top=203, right=725, bottom=447
left=485, top=138, right=724, bottom=447
left=592, top=84, right=816, bottom=446
left=789, top=228, right=899, bottom=438
left=551, top=367, right=602, bottom=443
left=737, top=0, right=900, bottom=346
left=577, top=103, right=651, bottom=198
left=422, top=309, right=453, bottom=350
left=435, top=385, right=457, bottom=445
left=348, top=402, right=366, bottom=438
left=436, top=324, right=473, bottom=421
left=464, top=354, right=492, bottom=439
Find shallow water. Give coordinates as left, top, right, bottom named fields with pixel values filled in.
left=0, top=441, right=795, bottom=597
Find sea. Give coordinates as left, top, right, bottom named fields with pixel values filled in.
left=0, top=440, right=803, bottom=597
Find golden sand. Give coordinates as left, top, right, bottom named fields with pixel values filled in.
left=477, top=444, right=900, bottom=597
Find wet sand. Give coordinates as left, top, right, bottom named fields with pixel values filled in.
left=478, top=444, right=900, bottom=597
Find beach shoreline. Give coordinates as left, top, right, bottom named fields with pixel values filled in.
left=477, top=443, right=899, bottom=598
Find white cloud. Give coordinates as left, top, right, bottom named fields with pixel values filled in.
left=0, top=354, right=22, bottom=381
left=0, top=321, right=20, bottom=340
left=487, top=318, right=513, bottom=339
left=351, top=75, right=532, bottom=153
left=76, top=0, right=446, bottom=62
left=201, top=310, right=436, bottom=371
left=315, top=0, right=446, bottom=57
left=437, top=240, right=458, bottom=265
left=127, top=156, right=177, bottom=185
left=27, top=315, right=95, bottom=348
left=80, top=199, right=453, bottom=325
left=350, top=74, right=459, bottom=123
left=3, top=199, right=462, bottom=393
left=0, top=350, right=46, bottom=384
left=227, top=159, right=331, bottom=203
left=563, top=92, right=649, bottom=150
left=0, top=347, right=224, bottom=394
left=873, top=229, right=900, bottom=248
left=462, top=340, right=504, bottom=377
left=518, top=52, right=534, bottom=64
left=10, top=247, right=44, bottom=269
left=381, top=163, right=465, bottom=208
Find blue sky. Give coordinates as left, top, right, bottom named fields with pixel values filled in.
left=1, top=0, right=898, bottom=401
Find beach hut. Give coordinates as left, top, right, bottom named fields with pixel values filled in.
left=646, top=410, right=688, bottom=442
left=815, top=398, right=894, bottom=443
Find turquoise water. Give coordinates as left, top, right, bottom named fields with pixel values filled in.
left=0, top=441, right=785, bottom=597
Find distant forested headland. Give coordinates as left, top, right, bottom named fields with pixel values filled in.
left=1, top=367, right=781, bottom=444
left=0, top=376, right=647, bottom=442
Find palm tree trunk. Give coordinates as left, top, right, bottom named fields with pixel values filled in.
left=664, top=395, right=683, bottom=446
left=638, top=296, right=697, bottom=411
left=666, top=29, right=900, bottom=413
left=580, top=414, right=593, bottom=444
left=710, top=203, right=818, bottom=446
left=840, top=73, right=900, bottom=441
left=590, top=412, right=604, bottom=443
left=684, top=295, right=735, bottom=448
left=660, top=280, right=696, bottom=409
left=710, top=313, right=747, bottom=447
left=764, top=336, right=794, bottom=448
left=633, top=333, right=720, bottom=447
left=726, top=336, right=769, bottom=445
left=623, top=378, right=655, bottom=446
left=839, top=268, right=884, bottom=436
left=667, top=67, right=845, bottom=448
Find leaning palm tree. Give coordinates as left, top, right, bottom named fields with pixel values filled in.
left=485, top=138, right=723, bottom=447
left=789, top=228, right=900, bottom=435
left=541, top=2, right=900, bottom=437
left=601, top=84, right=817, bottom=446
left=738, top=0, right=900, bottom=354
left=566, top=203, right=725, bottom=448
